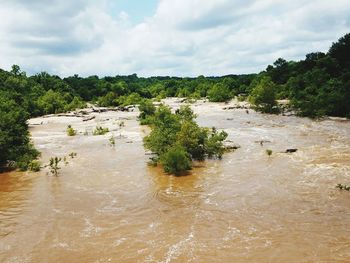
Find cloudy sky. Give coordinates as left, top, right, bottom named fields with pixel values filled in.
left=0, top=0, right=349, bottom=77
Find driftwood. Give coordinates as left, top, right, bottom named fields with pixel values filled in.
left=83, top=116, right=96, bottom=122
left=223, top=105, right=250, bottom=110
left=92, top=107, right=120, bottom=113
left=30, top=121, right=43, bottom=126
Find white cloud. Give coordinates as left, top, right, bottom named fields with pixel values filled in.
left=0, top=0, right=349, bottom=77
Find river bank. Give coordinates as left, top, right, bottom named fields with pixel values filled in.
left=1, top=98, right=350, bottom=262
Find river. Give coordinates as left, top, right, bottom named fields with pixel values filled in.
left=1, top=99, right=350, bottom=262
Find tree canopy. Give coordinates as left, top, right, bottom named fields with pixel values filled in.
left=1, top=33, right=350, bottom=170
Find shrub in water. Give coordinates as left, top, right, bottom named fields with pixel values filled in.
left=161, top=146, right=192, bottom=176
left=93, top=126, right=109, bottom=136
left=28, top=160, right=41, bottom=172
left=66, top=125, right=77, bottom=136
left=49, top=157, right=62, bottom=176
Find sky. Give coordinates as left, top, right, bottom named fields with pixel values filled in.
left=0, top=0, right=349, bottom=77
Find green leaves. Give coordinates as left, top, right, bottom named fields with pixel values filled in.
left=0, top=93, right=39, bottom=169
left=248, top=76, right=278, bottom=114
left=143, top=105, right=228, bottom=175
left=161, top=146, right=191, bottom=176
left=207, top=83, right=232, bottom=102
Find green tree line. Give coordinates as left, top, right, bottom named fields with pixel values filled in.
left=0, top=33, right=349, bottom=171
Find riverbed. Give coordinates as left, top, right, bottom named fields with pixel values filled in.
left=1, top=99, right=350, bottom=262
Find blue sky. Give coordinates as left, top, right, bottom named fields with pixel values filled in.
left=108, top=0, right=159, bottom=24
left=0, top=0, right=349, bottom=77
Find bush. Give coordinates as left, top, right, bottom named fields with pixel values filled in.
left=66, top=125, right=77, bottom=136
left=28, top=160, right=41, bottom=172
left=16, top=148, right=40, bottom=171
left=248, top=76, right=279, bottom=113
left=161, top=146, right=191, bottom=175
left=138, top=99, right=156, bottom=125
left=49, top=157, right=61, bottom=176
left=116, top=92, right=144, bottom=106
left=93, top=126, right=109, bottom=135
left=266, top=149, right=273, bottom=156
left=65, top=96, right=86, bottom=111
left=97, top=92, right=118, bottom=107
left=204, top=128, right=228, bottom=159
left=109, top=136, right=115, bottom=146
left=69, top=152, right=77, bottom=158
left=144, top=105, right=229, bottom=175
left=0, top=94, right=40, bottom=169
left=207, top=83, right=232, bottom=102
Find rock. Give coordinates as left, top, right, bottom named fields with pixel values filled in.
left=223, top=141, right=241, bottom=151
left=328, top=117, right=349, bottom=122
left=30, top=121, right=43, bottom=126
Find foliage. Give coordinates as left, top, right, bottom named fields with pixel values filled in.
left=0, top=93, right=39, bottom=170
left=144, top=105, right=228, bottom=175
left=161, top=146, right=192, bottom=175
left=116, top=92, right=144, bottom=106
left=93, top=126, right=109, bottom=135
left=138, top=99, right=156, bottom=125
left=49, top=157, right=61, bottom=176
left=266, top=149, right=273, bottom=156
left=109, top=136, right=115, bottom=146
left=69, top=152, right=77, bottom=158
left=65, top=96, right=86, bottom=111
left=97, top=91, right=118, bottom=107
left=28, top=160, right=41, bottom=172
left=248, top=76, right=278, bottom=113
left=144, top=105, right=181, bottom=156
left=66, top=125, right=77, bottom=136
left=204, top=128, right=228, bottom=159
left=1, top=34, right=350, bottom=172
left=207, top=83, right=232, bottom=102
left=37, top=89, right=67, bottom=115
left=336, top=184, right=350, bottom=191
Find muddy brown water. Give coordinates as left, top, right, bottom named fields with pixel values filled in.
left=1, top=99, right=350, bottom=262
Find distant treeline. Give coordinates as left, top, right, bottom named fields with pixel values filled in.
left=0, top=33, right=349, bottom=170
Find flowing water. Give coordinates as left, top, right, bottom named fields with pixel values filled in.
left=1, top=99, right=350, bottom=262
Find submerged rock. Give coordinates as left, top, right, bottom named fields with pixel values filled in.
left=223, top=141, right=241, bottom=151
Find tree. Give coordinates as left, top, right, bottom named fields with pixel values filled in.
left=37, top=89, right=66, bottom=114
left=207, top=83, right=232, bottom=102
left=204, top=128, right=228, bottom=159
left=329, top=33, right=350, bottom=69
left=248, top=76, right=278, bottom=113
left=97, top=92, right=117, bottom=107
left=144, top=105, right=181, bottom=155
left=144, top=105, right=228, bottom=175
left=0, top=93, right=39, bottom=169
left=138, top=99, right=156, bottom=125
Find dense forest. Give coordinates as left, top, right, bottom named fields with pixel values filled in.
left=0, top=33, right=349, bottom=171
